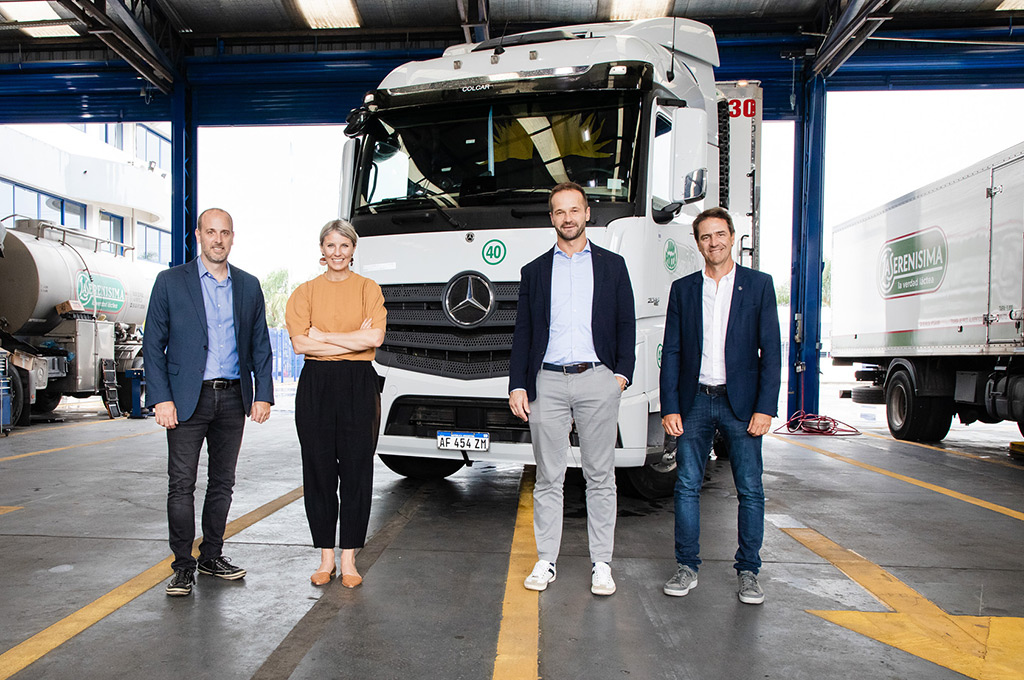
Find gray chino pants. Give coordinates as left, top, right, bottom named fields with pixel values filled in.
left=528, top=364, right=621, bottom=564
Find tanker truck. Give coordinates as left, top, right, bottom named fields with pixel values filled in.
left=339, top=18, right=763, bottom=496
left=0, top=218, right=161, bottom=425
left=832, top=141, right=1024, bottom=441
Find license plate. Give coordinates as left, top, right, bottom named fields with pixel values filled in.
left=436, top=431, right=490, bottom=451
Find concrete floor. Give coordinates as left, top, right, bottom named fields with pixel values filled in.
left=1, top=380, right=1023, bottom=680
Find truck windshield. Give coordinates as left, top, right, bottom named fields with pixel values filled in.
left=354, top=92, right=642, bottom=213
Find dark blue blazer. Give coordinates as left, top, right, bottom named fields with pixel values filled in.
left=143, top=258, right=274, bottom=422
left=509, top=243, right=636, bottom=402
left=660, top=264, right=781, bottom=422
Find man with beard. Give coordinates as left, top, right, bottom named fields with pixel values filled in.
left=509, top=181, right=636, bottom=596
left=144, top=207, right=274, bottom=597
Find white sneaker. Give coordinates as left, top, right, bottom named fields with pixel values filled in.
left=524, top=560, right=556, bottom=591
left=591, top=561, right=616, bottom=596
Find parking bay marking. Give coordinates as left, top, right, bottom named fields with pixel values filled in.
left=0, top=486, right=305, bottom=680
left=772, top=435, right=1024, bottom=522
left=785, top=527, right=1024, bottom=679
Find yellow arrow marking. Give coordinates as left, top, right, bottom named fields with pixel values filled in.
left=0, top=507, right=23, bottom=516
left=785, top=527, right=1024, bottom=679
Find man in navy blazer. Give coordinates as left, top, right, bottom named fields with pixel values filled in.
left=509, top=181, right=635, bottom=596
left=144, top=208, right=273, bottom=597
left=659, top=207, right=780, bottom=605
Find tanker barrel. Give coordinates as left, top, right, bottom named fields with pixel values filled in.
left=0, top=226, right=163, bottom=337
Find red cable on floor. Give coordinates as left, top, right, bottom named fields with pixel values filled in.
left=773, top=410, right=860, bottom=436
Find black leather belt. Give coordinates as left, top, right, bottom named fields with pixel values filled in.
left=542, top=362, right=601, bottom=374
left=698, top=383, right=727, bottom=396
left=203, top=379, right=240, bottom=390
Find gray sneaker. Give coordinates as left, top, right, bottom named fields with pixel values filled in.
left=737, top=570, right=765, bottom=604
left=663, top=564, right=698, bottom=597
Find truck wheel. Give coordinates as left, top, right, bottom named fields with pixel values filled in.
left=1019, top=421, right=1024, bottom=438
left=617, top=435, right=677, bottom=499
left=378, top=454, right=465, bottom=479
left=851, top=385, right=885, bottom=404
left=31, top=390, right=62, bottom=414
left=916, top=398, right=953, bottom=442
left=886, top=371, right=922, bottom=440
left=10, top=367, right=31, bottom=427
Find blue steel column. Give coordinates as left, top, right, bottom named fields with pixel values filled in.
left=787, top=73, right=826, bottom=417
left=170, top=78, right=197, bottom=266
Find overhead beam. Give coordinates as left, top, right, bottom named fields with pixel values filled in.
left=457, top=0, right=488, bottom=44
left=813, top=0, right=894, bottom=77
left=53, top=0, right=176, bottom=93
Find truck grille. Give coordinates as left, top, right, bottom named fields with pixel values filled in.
left=377, top=281, right=519, bottom=380
left=384, top=396, right=533, bottom=443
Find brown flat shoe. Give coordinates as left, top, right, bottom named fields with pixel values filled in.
left=340, top=573, right=362, bottom=588
left=310, top=567, right=336, bottom=586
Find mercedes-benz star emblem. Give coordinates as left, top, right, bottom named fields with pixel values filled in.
left=443, top=271, right=496, bottom=327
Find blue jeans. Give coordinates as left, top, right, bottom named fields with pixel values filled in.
left=673, top=391, right=764, bottom=574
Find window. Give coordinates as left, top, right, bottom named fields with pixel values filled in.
left=105, top=123, right=124, bottom=150
left=135, top=124, right=171, bottom=170
left=651, top=113, right=672, bottom=209
left=0, top=179, right=13, bottom=223
left=138, top=222, right=171, bottom=265
left=0, top=178, right=86, bottom=229
left=100, top=212, right=124, bottom=254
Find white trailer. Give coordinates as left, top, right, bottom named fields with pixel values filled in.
left=832, top=141, right=1024, bottom=441
left=340, top=19, right=762, bottom=496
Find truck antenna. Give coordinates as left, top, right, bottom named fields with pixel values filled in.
left=494, top=20, right=509, bottom=55
left=667, top=15, right=676, bottom=82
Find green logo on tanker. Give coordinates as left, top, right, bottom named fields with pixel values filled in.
left=877, top=227, right=948, bottom=299
left=482, top=239, right=506, bottom=265
left=664, top=239, right=677, bottom=272
left=76, top=271, right=126, bottom=313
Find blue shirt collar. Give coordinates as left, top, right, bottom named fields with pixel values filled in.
left=553, top=239, right=591, bottom=259
left=197, top=255, right=231, bottom=281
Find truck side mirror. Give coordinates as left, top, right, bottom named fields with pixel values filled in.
left=671, top=108, right=708, bottom=205
left=338, top=136, right=361, bottom=220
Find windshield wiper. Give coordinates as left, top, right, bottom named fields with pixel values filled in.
left=458, top=188, right=550, bottom=205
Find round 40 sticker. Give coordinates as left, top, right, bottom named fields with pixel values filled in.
left=482, top=239, right=506, bottom=265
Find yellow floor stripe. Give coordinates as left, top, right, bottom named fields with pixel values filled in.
left=0, top=431, right=159, bottom=463
left=861, top=431, right=1024, bottom=470
left=773, top=435, right=1024, bottom=522
left=0, top=485, right=304, bottom=680
left=0, top=507, right=23, bottom=516
left=785, top=527, right=1024, bottom=679
left=492, top=467, right=539, bottom=680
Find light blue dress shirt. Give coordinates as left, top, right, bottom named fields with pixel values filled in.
left=542, top=241, right=600, bottom=366
left=197, top=257, right=240, bottom=380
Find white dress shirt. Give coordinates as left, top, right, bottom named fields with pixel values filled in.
left=542, top=241, right=600, bottom=366
left=698, top=262, right=735, bottom=386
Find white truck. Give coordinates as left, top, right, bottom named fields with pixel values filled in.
left=0, top=218, right=160, bottom=425
left=340, top=18, right=763, bottom=496
left=832, top=141, right=1024, bottom=441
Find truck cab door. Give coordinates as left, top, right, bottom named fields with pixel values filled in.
left=988, top=157, right=1024, bottom=344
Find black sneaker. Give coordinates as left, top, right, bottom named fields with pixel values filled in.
left=197, top=556, right=246, bottom=580
left=166, top=569, right=195, bottom=596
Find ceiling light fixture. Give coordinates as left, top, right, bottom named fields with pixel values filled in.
left=608, top=0, right=673, bottom=21
left=295, top=0, right=361, bottom=29
left=996, top=0, right=1024, bottom=8
left=0, top=1, right=78, bottom=37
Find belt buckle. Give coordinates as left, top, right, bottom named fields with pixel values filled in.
left=211, top=379, right=227, bottom=389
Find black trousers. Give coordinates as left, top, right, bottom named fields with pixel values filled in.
left=166, top=383, right=245, bottom=572
left=295, top=360, right=380, bottom=549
